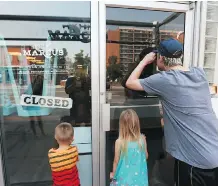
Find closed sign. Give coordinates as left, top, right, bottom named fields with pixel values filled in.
left=20, top=94, right=72, bottom=109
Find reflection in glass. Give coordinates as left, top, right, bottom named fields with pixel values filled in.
left=0, top=2, right=92, bottom=186
left=105, top=7, right=185, bottom=186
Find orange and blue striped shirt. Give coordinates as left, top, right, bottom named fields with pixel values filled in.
left=48, top=146, right=80, bottom=186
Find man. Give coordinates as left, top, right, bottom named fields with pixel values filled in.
left=126, top=38, right=218, bottom=186
left=65, top=73, right=76, bottom=118
left=65, top=73, right=91, bottom=124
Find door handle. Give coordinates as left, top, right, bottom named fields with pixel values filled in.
left=101, top=103, right=110, bottom=131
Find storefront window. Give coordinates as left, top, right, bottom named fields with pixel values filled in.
left=105, top=7, right=185, bottom=185
left=0, top=2, right=92, bottom=185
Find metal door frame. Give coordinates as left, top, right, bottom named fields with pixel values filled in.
left=99, top=1, right=195, bottom=186
left=90, top=2, right=100, bottom=186
left=0, top=2, right=101, bottom=186
left=0, top=2, right=197, bottom=186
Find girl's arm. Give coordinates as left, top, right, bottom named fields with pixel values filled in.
left=161, top=118, right=164, bottom=128
left=112, top=139, right=121, bottom=176
left=142, top=135, right=149, bottom=159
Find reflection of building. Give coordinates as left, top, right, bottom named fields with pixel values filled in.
left=160, top=30, right=178, bottom=41
left=5, top=46, right=32, bottom=84
left=119, top=27, right=153, bottom=74
left=8, top=46, right=45, bottom=65
left=5, top=46, right=68, bottom=85
left=106, top=30, right=120, bottom=66
left=107, top=27, right=182, bottom=75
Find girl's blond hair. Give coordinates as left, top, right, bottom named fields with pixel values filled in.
left=119, top=109, right=143, bottom=155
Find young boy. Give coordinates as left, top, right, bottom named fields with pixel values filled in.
left=48, top=123, right=80, bottom=186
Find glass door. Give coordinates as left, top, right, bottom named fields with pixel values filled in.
left=0, top=1, right=100, bottom=186
left=99, top=1, right=194, bottom=185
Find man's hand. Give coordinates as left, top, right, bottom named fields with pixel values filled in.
left=141, top=52, right=156, bottom=65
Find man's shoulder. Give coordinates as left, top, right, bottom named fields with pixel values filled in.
left=141, top=72, right=167, bottom=86
left=149, top=71, right=168, bottom=81
left=154, top=71, right=169, bottom=76
left=192, top=67, right=206, bottom=76
left=158, top=67, right=205, bottom=77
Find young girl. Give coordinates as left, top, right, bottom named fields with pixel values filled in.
left=110, top=109, right=149, bottom=186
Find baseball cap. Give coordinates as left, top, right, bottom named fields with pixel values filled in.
left=153, top=38, right=183, bottom=58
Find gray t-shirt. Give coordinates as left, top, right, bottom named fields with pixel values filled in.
left=140, top=67, right=218, bottom=169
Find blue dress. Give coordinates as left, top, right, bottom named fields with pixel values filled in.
left=112, top=136, right=148, bottom=186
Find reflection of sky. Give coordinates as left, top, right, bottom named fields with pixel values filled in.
left=107, top=7, right=185, bottom=31
left=107, top=7, right=172, bottom=22
left=0, top=2, right=185, bottom=62
left=0, top=21, right=91, bottom=61
left=0, top=1, right=91, bottom=62
left=159, top=14, right=185, bottom=31
left=0, top=1, right=90, bottom=17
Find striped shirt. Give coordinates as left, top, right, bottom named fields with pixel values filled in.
left=48, top=146, right=80, bottom=186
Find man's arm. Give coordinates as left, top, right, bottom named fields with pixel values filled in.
left=126, top=52, right=156, bottom=91
left=121, top=63, right=137, bottom=88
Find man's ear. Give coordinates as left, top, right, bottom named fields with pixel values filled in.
left=157, top=56, right=166, bottom=71
left=160, top=56, right=165, bottom=62
left=160, top=56, right=166, bottom=66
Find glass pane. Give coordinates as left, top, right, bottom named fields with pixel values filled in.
left=208, top=1, right=218, bottom=5
left=159, top=13, right=185, bottom=42
left=207, top=5, right=218, bottom=21
left=205, top=38, right=217, bottom=52
left=204, top=53, right=216, bottom=68
left=0, top=2, right=92, bottom=186
left=204, top=68, right=215, bottom=83
left=106, top=7, right=185, bottom=186
left=206, top=22, right=218, bottom=38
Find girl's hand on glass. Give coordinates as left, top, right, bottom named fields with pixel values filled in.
left=110, top=172, right=114, bottom=179
left=141, top=133, right=146, bottom=139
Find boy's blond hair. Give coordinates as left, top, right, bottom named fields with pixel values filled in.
left=55, top=122, right=74, bottom=143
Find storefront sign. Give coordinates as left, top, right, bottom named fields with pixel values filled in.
left=22, top=43, right=64, bottom=58
left=20, top=95, right=72, bottom=109
left=22, top=49, right=63, bottom=59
